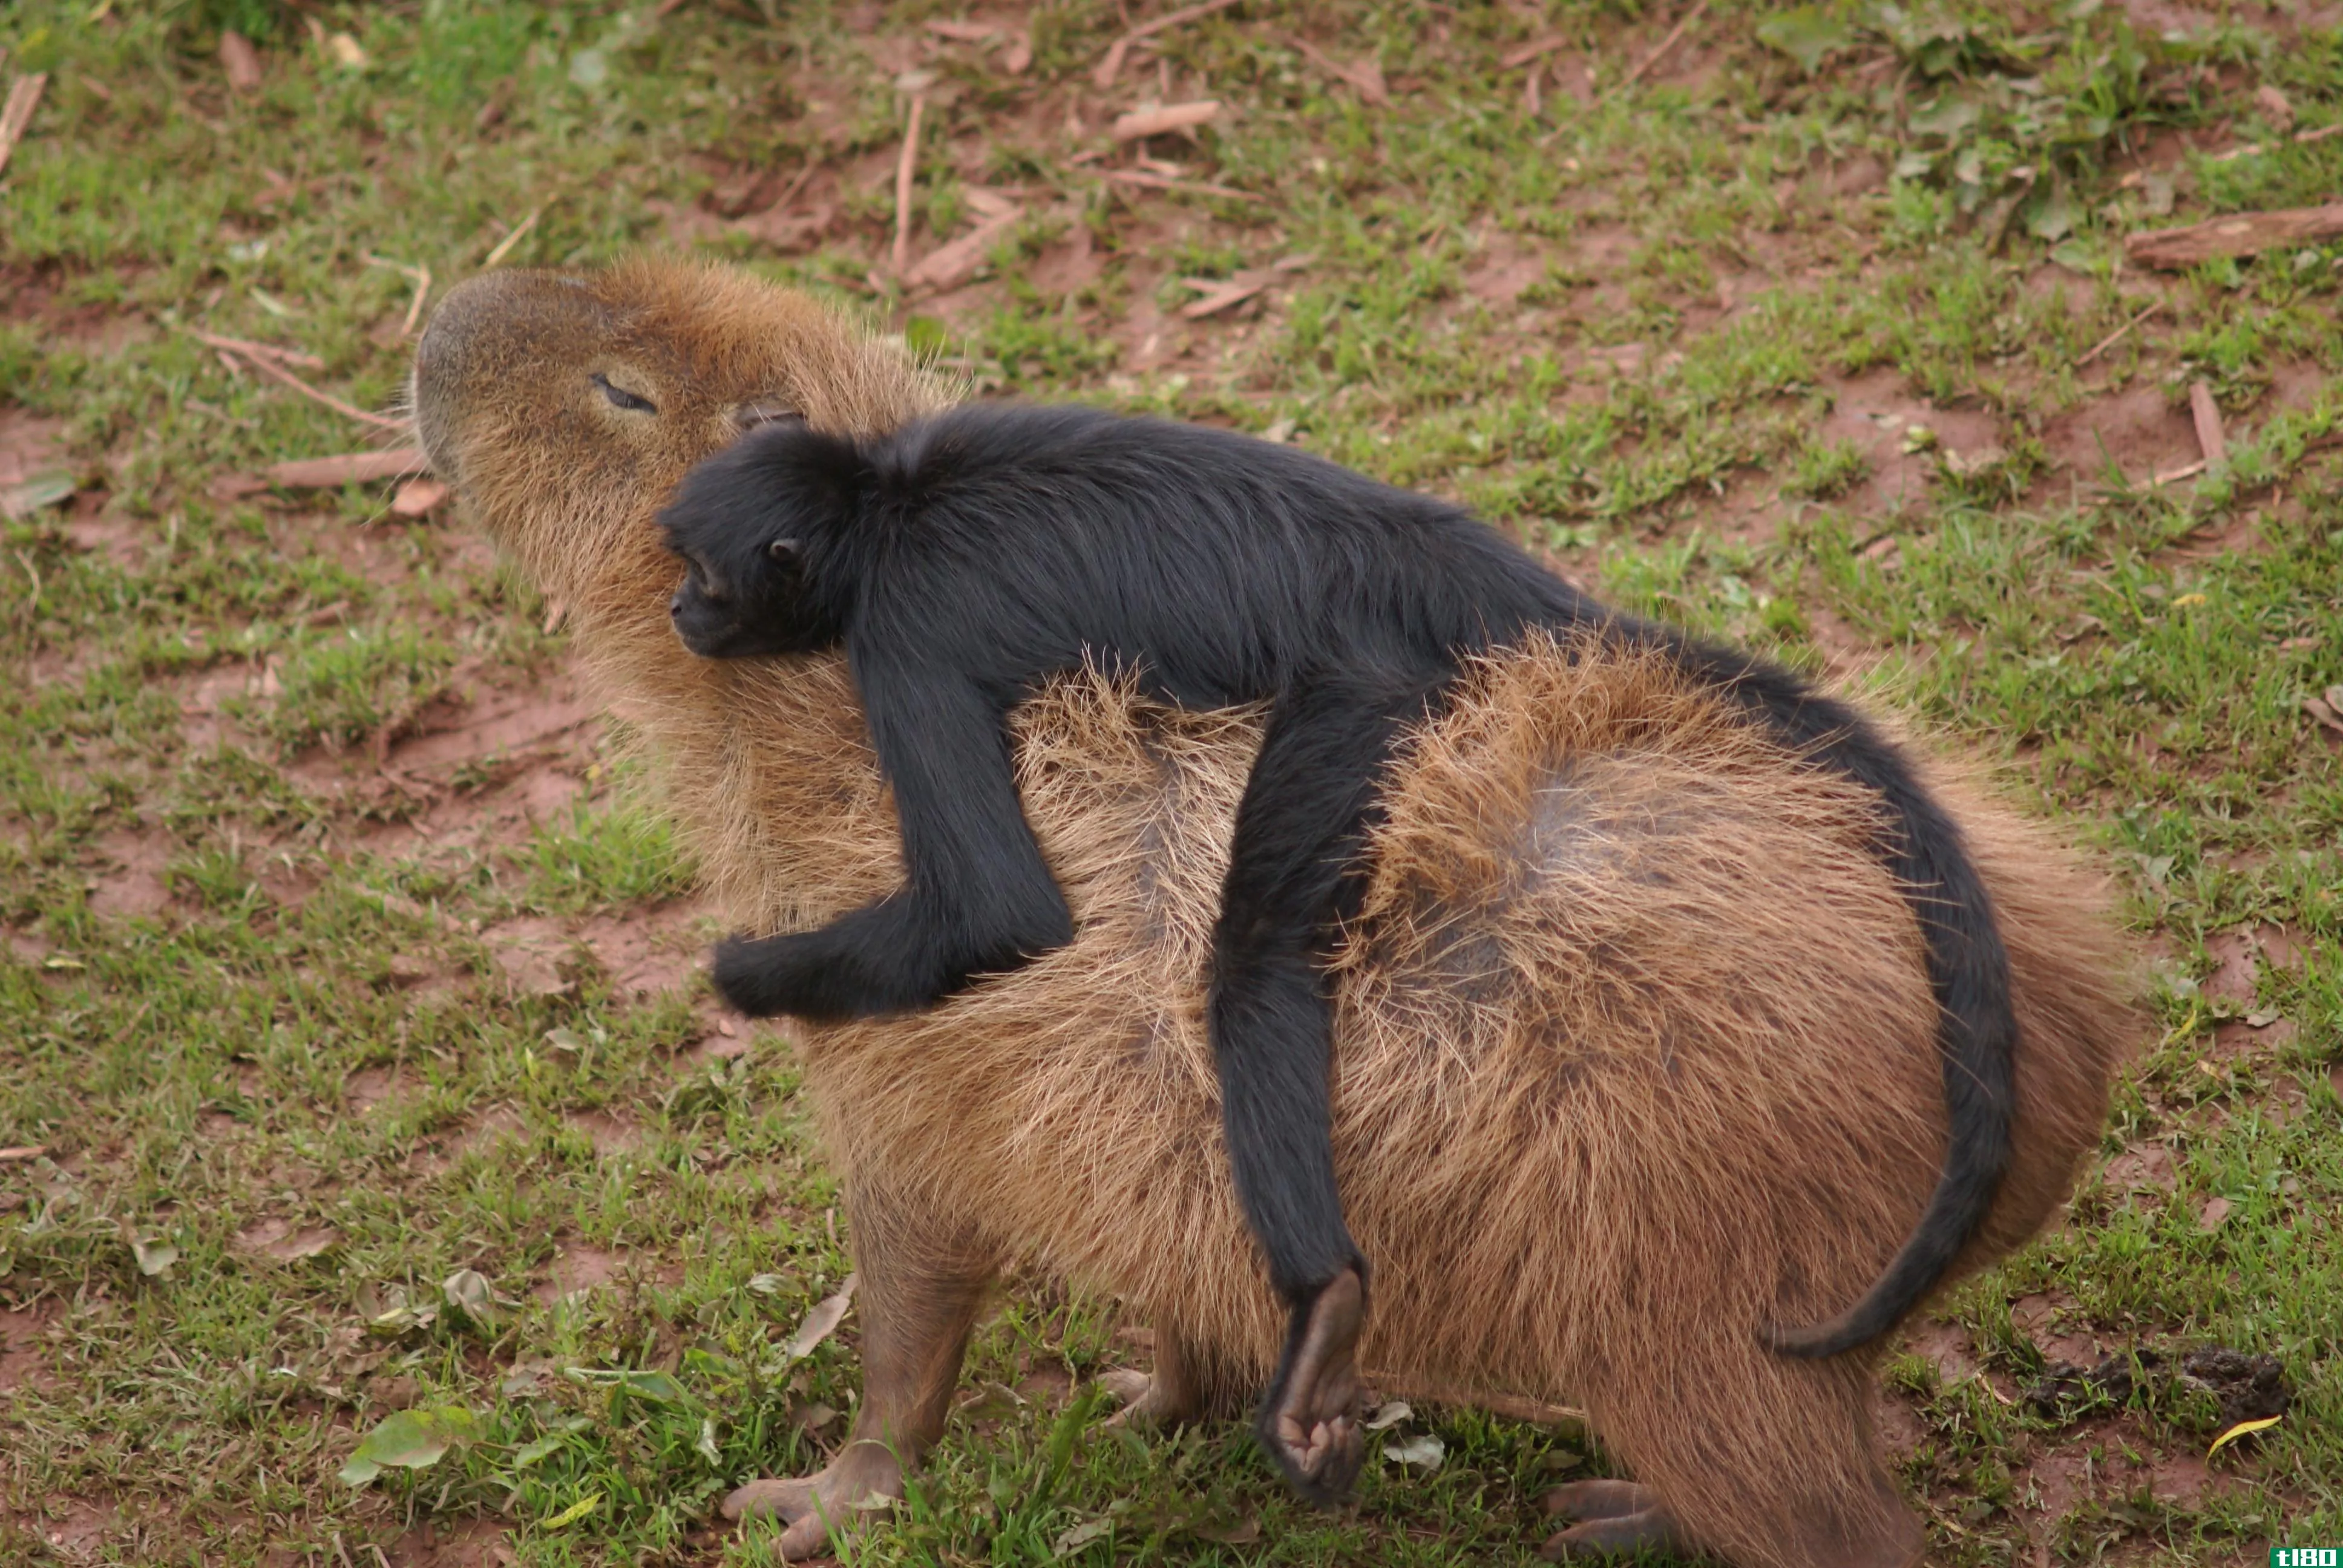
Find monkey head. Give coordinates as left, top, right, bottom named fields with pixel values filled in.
left=655, top=420, right=859, bottom=661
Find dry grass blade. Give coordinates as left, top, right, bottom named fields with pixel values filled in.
left=2189, top=382, right=2226, bottom=467
left=1288, top=36, right=1389, bottom=105
left=1103, top=168, right=1260, bottom=201
left=223, top=349, right=410, bottom=432
left=482, top=206, right=542, bottom=267
left=2125, top=201, right=2343, bottom=268
left=2075, top=301, right=2160, bottom=367
left=186, top=328, right=327, bottom=371
left=1502, top=33, right=1569, bottom=68
left=1112, top=100, right=1220, bottom=141
left=364, top=255, right=433, bottom=338
left=0, top=72, right=48, bottom=178
left=893, top=96, right=926, bottom=276
left=1092, top=0, right=1242, bottom=88
left=1608, top=0, right=1707, bottom=100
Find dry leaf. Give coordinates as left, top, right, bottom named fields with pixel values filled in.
left=220, top=30, right=263, bottom=91
left=905, top=211, right=1021, bottom=292
left=1363, top=1399, right=1413, bottom=1430
left=1113, top=100, right=1221, bottom=142
left=2304, top=694, right=2343, bottom=737
left=0, top=73, right=48, bottom=180
left=1095, top=1367, right=1153, bottom=1406
left=1383, top=1432, right=1445, bottom=1470
left=2253, top=84, right=2294, bottom=133
left=326, top=32, right=368, bottom=70
left=390, top=477, right=448, bottom=517
left=783, top=1275, right=856, bottom=1361
left=2198, top=1195, right=2232, bottom=1231
left=925, top=19, right=998, bottom=41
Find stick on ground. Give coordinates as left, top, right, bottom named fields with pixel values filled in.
left=2126, top=201, right=2343, bottom=269
left=893, top=96, right=926, bottom=276
left=0, top=73, right=48, bottom=178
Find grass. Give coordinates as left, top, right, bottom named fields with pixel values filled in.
left=2, top=0, right=2339, bottom=1563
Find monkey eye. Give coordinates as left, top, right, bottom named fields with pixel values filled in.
left=592, top=373, right=658, bottom=414
left=731, top=401, right=805, bottom=434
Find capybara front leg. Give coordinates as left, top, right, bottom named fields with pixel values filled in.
left=722, top=1183, right=994, bottom=1561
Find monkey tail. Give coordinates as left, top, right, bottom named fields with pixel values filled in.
left=1595, top=618, right=2019, bottom=1359
left=1762, top=767, right=2017, bottom=1358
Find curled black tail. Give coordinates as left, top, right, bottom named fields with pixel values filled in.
left=1645, top=627, right=2020, bottom=1359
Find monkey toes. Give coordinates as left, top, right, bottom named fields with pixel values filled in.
left=1259, top=1266, right=1367, bottom=1507
left=722, top=1443, right=903, bottom=1561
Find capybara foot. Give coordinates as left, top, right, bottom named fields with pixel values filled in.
left=1258, top=1266, right=1366, bottom=1507
left=722, top=1441, right=903, bottom=1561
left=1540, top=1479, right=1662, bottom=1523
left=1539, top=1500, right=1690, bottom=1561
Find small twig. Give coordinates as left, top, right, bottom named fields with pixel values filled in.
left=893, top=95, right=926, bottom=276
left=365, top=254, right=433, bottom=338
left=186, top=327, right=326, bottom=371
left=2075, top=301, right=2160, bottom=367
left=14, top=549, right=38, bottom=613
left=482, top=205, right=542, bottom=267
left=1286, top=36, right=1389, bottom=106
left=1502, top=34, right=1569, bottom=69
left=2152, top=458, right=2206, bottom=486
left=1112, top=99, right=1220, bottom=140
left=1607, top=0, right=1707, bottom=101
left=0, top=73, right=47, bottom=178
left=1093, top=0, right=1242, bottom=88
left=217, top=344, right=408, bottom=432
left=2189, top=381, right=2226, bottom=468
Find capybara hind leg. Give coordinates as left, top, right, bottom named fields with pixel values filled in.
left=723, top=1181, right=995, bottom=1561
left=1539, top=1502, right=1690, bottom=1561
left=1113, top=1319, right=1249, bottom=1427
left=1541, top=1479, right=1663, bottom=1523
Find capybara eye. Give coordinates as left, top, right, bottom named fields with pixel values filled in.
left=592, top=373, right=658, bottom=414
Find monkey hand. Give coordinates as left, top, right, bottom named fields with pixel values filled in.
left=1257, top=1266, right=1368, bottom=1508
left=721, top=1440, right=903, bottom=1561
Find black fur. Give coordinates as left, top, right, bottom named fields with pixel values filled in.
left=656, top=402, right=2018, bottom=1389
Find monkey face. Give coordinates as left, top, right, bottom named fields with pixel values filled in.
left=665, top=534, right=816, bottom=659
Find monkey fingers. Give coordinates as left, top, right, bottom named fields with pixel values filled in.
left=1257, top=1265, right=1366, bottom=1506
left=721, top=1441, right=904, bottom=1561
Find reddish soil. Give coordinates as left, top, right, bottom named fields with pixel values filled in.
left=1818, top=369, right=2004, bottom=521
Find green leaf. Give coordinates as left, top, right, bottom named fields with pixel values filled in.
left=339, top=1406, right=480, bottom=1486
left=1755, top=7, right=1855, bottom=74
left=510, top=1433, right=566, bottom=1469
left=2024, top=183, right=2074, bottom=242
left=1, top=474, right=76, bottom=519
left=565, top=1366, right=692, bottom=1405
left=541, top=1492, right=602, bottom=1530
left=1906, top=94, right=1980, bottom=140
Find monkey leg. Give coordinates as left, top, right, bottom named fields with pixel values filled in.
left=722, top=1181, right=995, bottom=1561
left=1210, top=667, right=1448, bottom=1508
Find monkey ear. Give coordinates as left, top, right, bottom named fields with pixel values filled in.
left=767, top=537, right=801, bottom=566
left=730, top=401, right=806, bottom=436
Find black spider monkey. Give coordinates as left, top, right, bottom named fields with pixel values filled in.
left=654, top=400, right=2018, bottom=1506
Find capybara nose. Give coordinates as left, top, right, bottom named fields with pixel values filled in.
left=670, top=592, right=685, bottom=618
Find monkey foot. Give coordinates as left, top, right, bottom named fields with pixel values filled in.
left=1258, top=1266, right=1366, bottom=1508
left=1538, top=1480, right=1689, bottom=1561
left=722, top=1442, right=903, bottom=1561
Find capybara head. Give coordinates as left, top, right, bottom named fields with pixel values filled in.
left=411, top=259, right=946, bottom=617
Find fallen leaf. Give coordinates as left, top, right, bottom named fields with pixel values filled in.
left=1054, top=1518, right=1113, bottom=1553
left=390, top=476, right=448, bottom=517
left=1, top=473, right=75, bottom=518
left=339, top=1405, right=480, bottom=1485
left=905, top=211, right=1022, bottom=291
left=2206, top=1412, right=2282, bottom=1458
left=220, top=30, right=263, bottom=91
left=1178, top=275, right=1267, bottom=318
left=783, top=1275, right=856, bottom=1361
left=1383, top=1432, right=1445, bottom=1470
left=0, top=74, right=47, bottom=182
left=793, top=1400, right=839, bottom=1431
left=1363, top=1399, right=1413, bottom=1431
left=745, top=1272, right=784, bottom=1296
left=1095, top=1366, right=1152, bottom=1406
left=2253, top=84, right=2295, bottom=133
left=2303, top=694, right=2343, bottom=737
left=2198, top=1195, right=2232, bottom=1231
left=132, top=1236, right=179, bottom=1277
left=442, top=1267, right=496, bottom=1319
left=925, top=19, right=997, bottom=41
left=326, top=32, right=368, bottom=70
left=1113, top=100, right=1221, bottom=142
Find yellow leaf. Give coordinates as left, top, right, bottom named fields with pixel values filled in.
left=2206, top=1413, right=2281, bottom=1459
left=541, top=1493, right=602, bottom=1530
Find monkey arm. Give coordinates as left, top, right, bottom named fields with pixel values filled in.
left=710, top=652, right=1074, bottom=1021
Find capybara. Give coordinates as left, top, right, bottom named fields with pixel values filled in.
left=411, top=258, right=2137, bottom=1567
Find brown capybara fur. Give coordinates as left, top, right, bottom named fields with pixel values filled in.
left=412, top=258, right=2140, bottom=1568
